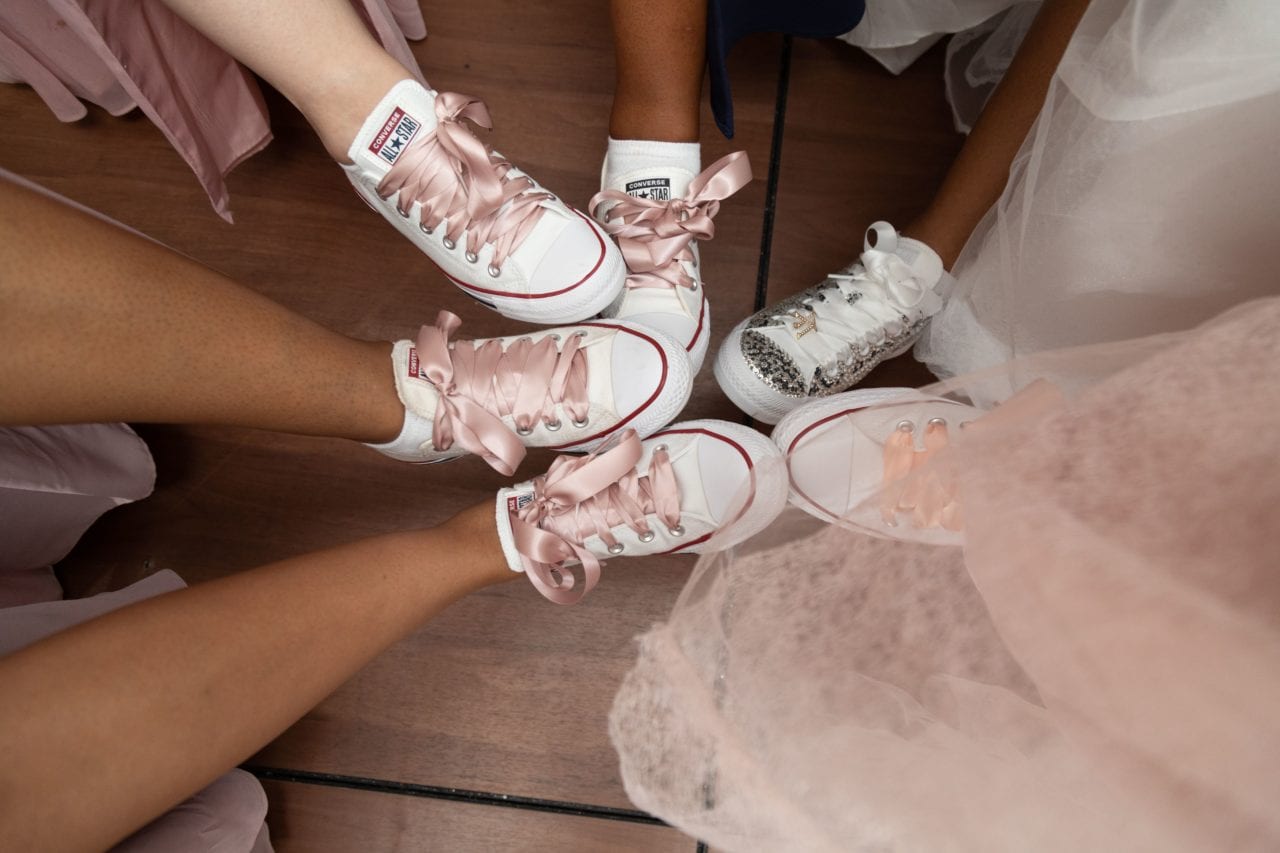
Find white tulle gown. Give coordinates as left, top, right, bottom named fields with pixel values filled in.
left=608, top=1, right=1280, bottom=850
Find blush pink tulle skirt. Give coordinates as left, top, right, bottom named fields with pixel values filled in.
left=609, top=1, right=1280, bottom=849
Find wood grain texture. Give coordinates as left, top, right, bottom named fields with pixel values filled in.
left=258, top=780, right=692, bottom=852
left=1, top=0, right=962, bottom=840
left=0, top=0, right=778, bottom=817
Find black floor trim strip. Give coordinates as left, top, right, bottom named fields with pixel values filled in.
left=245, top=765, right=668, bottom=826
left=753, top=34, right=794, bottom=314
left=741, top=34, right=794, bottom=428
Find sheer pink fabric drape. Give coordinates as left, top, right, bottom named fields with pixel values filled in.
left=610, top=1, right=1280, bottom=848
left=0, top=0, right=426, bottom=222
left=611, top=299, right=1280, bottom=852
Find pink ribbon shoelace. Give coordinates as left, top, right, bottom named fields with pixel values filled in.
left=378, top=92, right=553, bottom=273
left=878, top=417, right=963, bottom=531
left=509, top=430, right=681, bottom=605
left=415, top=311, right=589, bottom=476
left=589, top=151, right=752, bottom=290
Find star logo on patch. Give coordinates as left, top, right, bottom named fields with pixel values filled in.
left=389, top=137, right=404, bottom=151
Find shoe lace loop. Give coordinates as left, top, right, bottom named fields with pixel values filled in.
left=589, top=151, right=752, bottom=290
left=775, top=223, right=942, bottom=370
left=878, top=416, right=962, bottom=531
left=415, top=310, right=589, bottom=476
left=377, top=92, right=556, bottom=270
left=510, top=430, right=680, bottom=604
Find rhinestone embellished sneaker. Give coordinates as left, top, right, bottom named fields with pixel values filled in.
left=715, top=222, right=948, bottom=424
left=771, top=388, right=982, bottom=546
left=367, top=310, right=692, bottom=476
left=344, top=80, right=625, bottom=324
left=495, top=420, right=788, bottom=603
left=588, top=152, right=752, bottom=374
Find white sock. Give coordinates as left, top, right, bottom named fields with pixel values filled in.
left=364, top=339, right=438, bottom=462
left=365, top=408, right=436, bottom=462
left=603, top=138, right=702, bottom=199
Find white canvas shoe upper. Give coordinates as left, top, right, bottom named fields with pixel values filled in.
left=495, top=419, right=787, bottom=603
left=590, top=151, right=752, bottom=373
left=344, top=81, right=624, bottom=324
left=368, top=311, right=692, bottom=475
left=772, top=388, right=981, bottom=546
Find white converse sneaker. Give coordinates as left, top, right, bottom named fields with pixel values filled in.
left=589, top=152, right=752, bottom=374
left=495, top=420, right=788, bottom=604
left=771, top=388, right=981, bottom=546
left=715, top=222, right=949, bottom=424
left=367, top=311, right=692, bottom=476
left=344, top=81, right=625, bottom=324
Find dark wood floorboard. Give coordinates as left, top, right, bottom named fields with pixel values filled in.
left=0, top=0, right=962, bottom=842
left=259, top=779, right=691, bottom=852
left=0, top=0, right=776, bottom=821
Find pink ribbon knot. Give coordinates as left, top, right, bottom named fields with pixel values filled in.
left=413, top=310, right=589, bottom=477
left=510, top=431, right=680, bottom=605
left=377, top=92, right=553, bottom=268
left=590, top=151, right=753, bottom=289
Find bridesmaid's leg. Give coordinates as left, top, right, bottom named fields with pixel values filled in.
left=905, top=0, right=1093, bottom=268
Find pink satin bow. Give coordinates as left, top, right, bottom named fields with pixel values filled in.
left=589, top=151, right=753, bottom=289
left=510, top=431, right=679, bottom=605
left=377, top=92, right=551, bottom=268
left=415, top=310, right=589, bottom=476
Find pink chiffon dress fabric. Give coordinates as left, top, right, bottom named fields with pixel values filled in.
left=0, top=0, right=426, bottom=222
left=609, top=0, right=1280, bottom=849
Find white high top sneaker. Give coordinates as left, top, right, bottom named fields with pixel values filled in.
left=589, top=151, right=752, bottom=373
left=344, top=81, right=625, bottom=324
left=367, top=311, right=692, bottom=476
left=715, top=222, right=949, bottom=424
left=495, top=420, right=788, bottom=604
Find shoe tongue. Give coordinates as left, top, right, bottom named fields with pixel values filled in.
left=347, top=80, right=440, bottom=177
left=612, top=167, right=696, bottom=204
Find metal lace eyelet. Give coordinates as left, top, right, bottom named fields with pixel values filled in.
left=544, top=419, right=562, bottom=432
left=396, top=207, right=410, bottom=219
left=927, top=417, right=947, bottom=428
left=465, top=251, right=479, bottom=264
left=487, top=264, right=502, bottom=277
left=549, top=333, right=561, bottom=342
left=572, top=417, right=590, bottom=428
left=607, top=542, right=625, bottom=555
left=516, top=424, right=533, bottom=436
left=668, top=524, right=685, bottom=537
left=419, top=222, right=433, bottom=235
left=638, top=530, right=655, bottom=543
left=574, top=330, right=589, bottom=338
left=896, top=420, right=915, bottom=433
left=654, top=444, right=668, bottom=453
left=442, top=237, right=456, bottom=250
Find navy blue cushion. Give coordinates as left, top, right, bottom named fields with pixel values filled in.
left=707, top=0, right=867, bottom=137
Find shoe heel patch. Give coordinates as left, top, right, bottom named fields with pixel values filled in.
left=369, top=107, right=421, bottom=165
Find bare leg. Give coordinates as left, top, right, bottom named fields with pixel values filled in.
left=157, top=0, right=412, bottom=160
left=0, top=178, right=403, bottom=443
left=609, top=0, right=707, bottom=142
left=906, top=0, right=1092, bottom=268
left=0, top=502, right=515, bottom=852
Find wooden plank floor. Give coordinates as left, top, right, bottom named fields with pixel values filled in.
left=0, top=2, right=962, bottom=848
